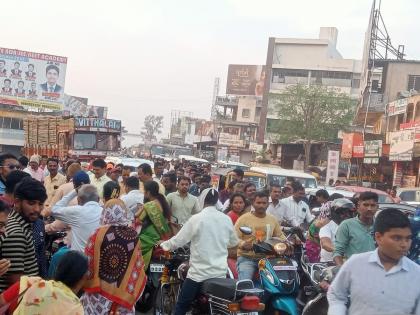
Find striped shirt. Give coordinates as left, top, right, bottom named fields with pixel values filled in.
left=0, top=210, right=39, bottom=292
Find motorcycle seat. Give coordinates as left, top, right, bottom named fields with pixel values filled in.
left=201, top=278, right=237, bottom=300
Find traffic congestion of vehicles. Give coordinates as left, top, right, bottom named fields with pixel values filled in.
left=0, top=151, right=418, bottom=315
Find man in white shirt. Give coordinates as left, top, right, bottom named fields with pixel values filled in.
left=166, top=176, right=200, bottom=225
left=51, top=184, right=102, bottom=252
left=328, top=208, right=420, bottom=315
left=160, top=188, right=238, bottom=315
left=266, top=183, right=288, bottom=223
left=89, top=159, right=111, bottom=200
left=281, top=181, right=313, bottom=228
left=120, top=176, right=144, bottom=221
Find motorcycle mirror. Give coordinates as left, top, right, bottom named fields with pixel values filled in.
left=239, top=226, right=253, bottom=235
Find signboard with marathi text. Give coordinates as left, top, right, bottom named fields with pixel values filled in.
left=226, top=64, right=265, bottom=96
left=388, top=98, right=408, bottom=116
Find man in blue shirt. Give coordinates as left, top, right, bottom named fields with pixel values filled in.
left=328, top=208, right=420, bottom=315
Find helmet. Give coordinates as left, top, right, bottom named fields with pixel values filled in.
left=330, top=198, right=354, bottom=224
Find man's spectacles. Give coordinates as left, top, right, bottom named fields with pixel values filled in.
left=0, top=164, right=19, bottom=170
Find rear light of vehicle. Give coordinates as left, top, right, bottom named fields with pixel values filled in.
left=227, top=303, right=240, bottom=312
left=240, top=296, right=264, bottom=311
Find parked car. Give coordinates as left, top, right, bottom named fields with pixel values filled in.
left=396, top=188, right=420, bottom=207
left=335, top=186, right=395, bottom=203
left=377, top=203, right=417, bottom=218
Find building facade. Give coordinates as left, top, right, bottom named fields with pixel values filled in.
left=260, top=27, right=362, bottom=145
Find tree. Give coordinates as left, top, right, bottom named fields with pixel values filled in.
left=140, top=115, right=164, bottom=144
left=270, top=84, right=356, bottom=168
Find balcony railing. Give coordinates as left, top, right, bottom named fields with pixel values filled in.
left=360, top=93, right=386, bottom=112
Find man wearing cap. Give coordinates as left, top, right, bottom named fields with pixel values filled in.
left=51, top=174, right=101, bottom=252
left=24, top=155, right=45, bottom=182
left=89, top=158, right=111, bottom=200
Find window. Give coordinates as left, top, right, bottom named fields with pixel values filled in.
left=242, top=109, right=250, bottom=118
left=74, top=133, right=96, bottom=150
left=97, top=134, right=119, bottom=151
left=408, top=75, right=420, bottom=91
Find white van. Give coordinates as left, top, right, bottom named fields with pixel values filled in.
left=250, top=166, right=318, bottom=189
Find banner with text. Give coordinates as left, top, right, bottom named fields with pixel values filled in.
left=226, top=64, right=265, bottom=96
left=389, top=130, right=414, bottom=161
left=0, top=47, right=67, bottom=110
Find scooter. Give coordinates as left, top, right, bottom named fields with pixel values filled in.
left=239, top=226, right=301, bottom=315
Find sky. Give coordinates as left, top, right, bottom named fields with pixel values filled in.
left=1, top=0, right=419, bottom=141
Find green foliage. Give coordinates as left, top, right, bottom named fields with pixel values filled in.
left=140, top=115, right=164, bottom=143
left=269, top=84, right=356, bottom=143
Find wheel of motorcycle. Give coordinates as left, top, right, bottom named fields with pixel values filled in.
left=153, top=284, right=178, bottom=315
left=135, top=281, right=156, bottom=313
left=301, top=294, right=329, bottom=315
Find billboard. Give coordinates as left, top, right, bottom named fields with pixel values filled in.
left=63, top=94, right=107, bottom=118
left=226, top=64, right=265, bottom=96
left=0, top=47, right=67, bottom=110
left=389, top=130, right=414, bottom=161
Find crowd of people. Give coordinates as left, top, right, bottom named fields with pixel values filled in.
left=0, top=152, right=418, bottom=314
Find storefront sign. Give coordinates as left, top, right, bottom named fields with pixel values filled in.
left=363, top=157, right=379, bottom=164
left=341, top=133, right=364, bottom=158
left=326, top=150, right=339, bottom=184
left=402, top=175, right=416, bottom=188
left=388, top=98, right=408, bottom=116
left=400, top=121, right=420, bottom=142
left=74, top=118, right=121, bottom=132
left=389, top=130, right=414, bottom=161
left=364, top=140, right=382, bottom=158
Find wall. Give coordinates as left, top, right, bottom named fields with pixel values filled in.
left=236, top=97, right=257, bottom=123
left=384, top=62, right=420, bottom=103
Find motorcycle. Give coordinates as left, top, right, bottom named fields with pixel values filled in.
left=153, top=246, right=265, bottom=315
left=300, top=259, right=339, bottom=315
left=239, top=226, right=301, bottom=315
left=135, top=246, right=168, bottom=313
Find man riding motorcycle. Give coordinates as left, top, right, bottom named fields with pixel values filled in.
left=159, top=188, right=239, bottom=315
left=235, top=191, right=293, bottom=281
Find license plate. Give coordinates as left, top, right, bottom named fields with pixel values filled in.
left=238, top=312, right=259, bottom=315
left=150, top=264, right=164, bottom=273
left=273, top=265, right=297, bottom=271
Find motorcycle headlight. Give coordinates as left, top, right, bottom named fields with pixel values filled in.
left=274, top=242, right=287, bottom=255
